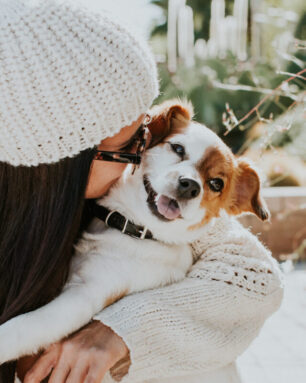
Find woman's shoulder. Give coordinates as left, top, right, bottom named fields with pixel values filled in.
left=190, top=213, right=267, bottom=258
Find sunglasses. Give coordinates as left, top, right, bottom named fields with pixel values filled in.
left=94, top=115, right=151, bottom=172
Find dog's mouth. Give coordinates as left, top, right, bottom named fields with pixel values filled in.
left=143, top=175, right=181, bottom=221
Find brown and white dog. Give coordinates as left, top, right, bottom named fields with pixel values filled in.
left=0, top=100, right=269, bottom=363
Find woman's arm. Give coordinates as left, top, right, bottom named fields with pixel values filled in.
left=94, top=216, right=284, bottom=382
left=22, top=216, right=283, bottom=383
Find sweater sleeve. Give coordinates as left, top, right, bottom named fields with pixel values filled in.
left=94, top=216, right=284, bottom=383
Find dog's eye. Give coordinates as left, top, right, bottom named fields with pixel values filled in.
left=170, top=143, right=185, bottom=158
left=208, top=178, right=224, bottom=192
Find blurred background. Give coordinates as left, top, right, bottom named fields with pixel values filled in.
left=80, top=1, right=305, bottom=382
left=83, top=0, right=306, bottom=265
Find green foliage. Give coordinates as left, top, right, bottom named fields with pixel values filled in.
left=155, top=56, right=302, bottom=152
left=150, top=0, right=305, bottom=154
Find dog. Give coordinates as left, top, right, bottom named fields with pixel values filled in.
left=0, top=100, right=270, bottom=364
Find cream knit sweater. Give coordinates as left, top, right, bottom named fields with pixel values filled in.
left=94, top=216, right=284, bottom=383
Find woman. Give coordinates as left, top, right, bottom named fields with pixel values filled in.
left=0, top=1, right=283, bottom=383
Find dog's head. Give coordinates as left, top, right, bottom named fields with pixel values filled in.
left=106, top=99, right=270, bottom=243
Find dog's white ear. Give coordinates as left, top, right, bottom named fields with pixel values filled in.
left=147, top=99, right=193, bottom=147
left=228, top=159, right=270, bottom=221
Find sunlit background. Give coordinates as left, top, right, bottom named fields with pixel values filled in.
left=77, top=0, right=162, bottom=36
left=77, top=1, right=305, bottom=382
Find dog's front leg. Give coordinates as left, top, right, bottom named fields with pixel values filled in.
left=0, top=256, right=129, bottom=364
left=0, top=284, right=98, bottom=363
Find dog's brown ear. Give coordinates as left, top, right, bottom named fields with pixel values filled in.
left=228, top=159, right=270, bottom=221
left=147, top=99, right=193, bottom=147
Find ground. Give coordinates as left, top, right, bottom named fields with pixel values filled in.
left=237, top=269, right=306, bottom=383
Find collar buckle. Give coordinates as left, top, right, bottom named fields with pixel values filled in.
left=122, top=217, right=129, bottom=234
left=139, top=226, right=148, bottom=240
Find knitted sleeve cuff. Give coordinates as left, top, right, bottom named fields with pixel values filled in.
left=93, top=290, right=165, bottom=382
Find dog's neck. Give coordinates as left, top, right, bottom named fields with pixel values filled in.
left=89, top=201, right=154, bottom=240
left=98, top=169, right=145, bottom=222
left=96, top=168, right=212, bottom=245
left=96, top=171, right=160, bottom=240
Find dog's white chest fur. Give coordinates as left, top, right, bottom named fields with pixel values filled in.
left=73, top=223, right=192, bottom=291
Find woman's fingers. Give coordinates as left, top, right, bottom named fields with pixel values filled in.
left=48, top=356, right=70, bottom=383
left=24, top=345, right=60, bottom=383
left=84, top=363, right=107, bottom=383
left=65, top=358, right=89, bottom=383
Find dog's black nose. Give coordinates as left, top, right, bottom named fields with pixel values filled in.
left=177, top=178, right=201, bottom=199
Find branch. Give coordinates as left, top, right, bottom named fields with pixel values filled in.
left=276, top=70, right=306, bottom=81
left=212, top=81, right=299, bottom=101
left=222, top=68, right=306, bottom=135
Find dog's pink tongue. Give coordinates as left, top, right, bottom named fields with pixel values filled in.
left=157, top=195, right=180, bottom=220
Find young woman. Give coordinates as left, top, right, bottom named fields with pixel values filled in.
left=0, top=1, right=283, bottom=383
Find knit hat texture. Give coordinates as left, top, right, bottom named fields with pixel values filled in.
left=0, top=0, right=159, bottom=166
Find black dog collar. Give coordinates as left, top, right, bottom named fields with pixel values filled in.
left=89, top=201, right=154, bottom=240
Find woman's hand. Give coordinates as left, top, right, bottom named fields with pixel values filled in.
left=22, top=320, right=129, bottom=383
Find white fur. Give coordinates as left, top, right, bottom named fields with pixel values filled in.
left=0, top=121, right=225, bottom=363
left=0, top=229, right=191, bottom=363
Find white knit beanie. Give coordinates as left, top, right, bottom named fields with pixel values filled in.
left=0, top=0, right=159, bottom=166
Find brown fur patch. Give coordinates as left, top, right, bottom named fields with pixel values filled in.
left=104, top=289, right=128, bottom=308
left=228, top=159, right=270, bottom=220
left=189, top=145, right=269, bottom=230
left=147, top=99, right=193, bottom=147
left=189, top=145, right=235, bottom=230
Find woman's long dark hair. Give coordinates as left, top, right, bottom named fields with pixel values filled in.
left=0, top=148, right=96, bottom=382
